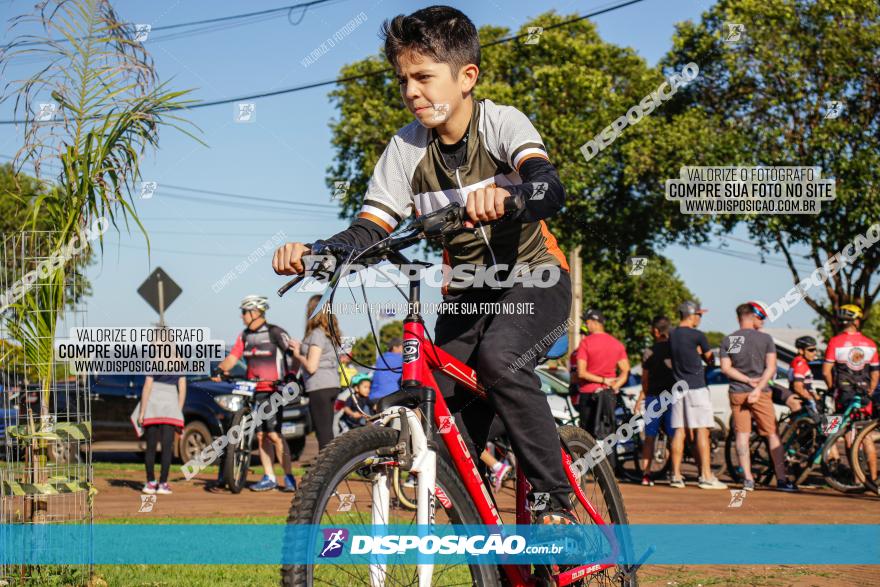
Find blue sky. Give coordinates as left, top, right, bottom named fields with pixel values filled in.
left=0, top=0, right=822, bottom=346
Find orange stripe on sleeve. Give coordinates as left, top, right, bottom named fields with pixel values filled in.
left=515, top=153, right=550, bottom=172
left=358, top=212, right=394, bottom=233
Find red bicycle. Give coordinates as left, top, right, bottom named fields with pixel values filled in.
left=278, top=198, right=635, bottom=586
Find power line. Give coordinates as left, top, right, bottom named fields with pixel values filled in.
left=0, top=0, right=648, bottom=123
left=0, top=154, right=344, bottom=215
left=0, top=0, right=343, bottom=49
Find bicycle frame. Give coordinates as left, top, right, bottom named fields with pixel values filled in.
left=380, top=278, right=618, bottom=587
left=787, top=398, right=863, bottom=470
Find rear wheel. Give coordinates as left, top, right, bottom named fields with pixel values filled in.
left=224, top=409, right=254, bottom=494
left=281, top=425, right=501, bottom=587
left=725, top=427, right=773, bottom=485
left=558, top=425, right=637, bottom=586
left=780, top=416, right=818, bottom=485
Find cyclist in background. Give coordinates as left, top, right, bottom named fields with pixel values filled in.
left=214, top=295, right=298, bottom=492
left=822, top=304, right=879, bottom=480
left=786, top=335, right=821, bottom=414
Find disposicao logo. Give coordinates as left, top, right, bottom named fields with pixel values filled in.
left=319, top=528, right=348, bottom=558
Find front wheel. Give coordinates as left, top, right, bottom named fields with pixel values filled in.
left=821, top=421, right=866, bottom=494
left=850, top=420, right=880, bottom=494
left=224, top=408, right=255, bottom=494
left=281, top=425, right=501, bottom=587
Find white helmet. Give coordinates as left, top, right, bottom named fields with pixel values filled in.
left=240, top=294, right=269, bottom=313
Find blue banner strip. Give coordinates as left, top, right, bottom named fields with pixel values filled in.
left=0, top=525, right=878, bottom=565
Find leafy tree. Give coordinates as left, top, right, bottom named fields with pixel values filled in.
left=662, top=0, right=880, bottom=331
left=2, top=0, right=199, bottom=522
left=326, top=12, right=707, bottom=261
left=705, top=331, right=726, bottom=349
left=0, top=164, right=92, bottom=308
left=581, top=255, right=696, bottom=358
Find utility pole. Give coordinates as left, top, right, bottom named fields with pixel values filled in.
left=569, top=245, right=582, bottom=356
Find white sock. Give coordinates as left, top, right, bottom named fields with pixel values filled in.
left=265, top=474, right=276, bottom=482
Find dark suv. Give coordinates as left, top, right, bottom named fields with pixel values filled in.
left=13, top=364, right=311, bottom=464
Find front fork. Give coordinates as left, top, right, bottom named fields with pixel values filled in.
left=375, top=396, right=437, bottom=587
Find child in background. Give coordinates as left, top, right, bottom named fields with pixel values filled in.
left=342, top=373, right=374, bottom=429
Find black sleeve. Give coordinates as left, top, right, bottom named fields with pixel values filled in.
left=698, top=331, right=711, bottom=355
left=317, top=217, right=391, bottom=251
left=503, top=157, right=566, bottom=223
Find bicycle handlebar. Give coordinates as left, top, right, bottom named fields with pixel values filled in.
left=277, top=193, right=525, bottom=297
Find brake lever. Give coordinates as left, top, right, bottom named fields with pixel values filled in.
left=277, top=254, right=335, bottom=297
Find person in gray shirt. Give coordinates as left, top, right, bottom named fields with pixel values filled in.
left=720, top=302, right=796, bottom=492
left=290, top=294, right=343, bottom=450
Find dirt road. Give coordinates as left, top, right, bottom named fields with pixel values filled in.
left=93, top=436, right=880, bottom=586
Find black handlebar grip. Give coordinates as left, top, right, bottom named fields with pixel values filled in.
left=504, top=192, right=526, bottom=215
left=277, top=243, right=314, bottom=297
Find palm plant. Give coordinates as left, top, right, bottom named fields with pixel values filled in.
left=1, top=0, right=202, bottom=522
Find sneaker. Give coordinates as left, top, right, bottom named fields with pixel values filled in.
left=669, top=477, right=686, bottom=488
left=641, top=474, right=654, bottom=487
left=742, top=479, right=755, bottom=492
left=698, top=476, right=727, bottom=490
left=280, top=474, right=297, bottom=493
left=142, top=481, right=158, bottom=495
left=156, top=483, right=172, bottom=495
left=403, top=474, right=417, bottom=488
left=249, top=475, right=277, bottom=492
left=535, top=508, right=580, bottom=577
left=536, top=508, right=580, bottom=525
left=776, top=479, right=798, bottom=492
left=492, top=463, right=512, bottom=493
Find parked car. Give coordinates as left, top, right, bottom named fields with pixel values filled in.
left=26, top=362, right=311, bottom=464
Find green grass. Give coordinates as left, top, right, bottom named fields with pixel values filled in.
left=94, top=565, right=281, bottom=587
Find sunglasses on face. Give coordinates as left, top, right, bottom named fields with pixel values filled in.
left=241, top=309, right=250, bottom=315
left=805, top=347, right=817, bottom=353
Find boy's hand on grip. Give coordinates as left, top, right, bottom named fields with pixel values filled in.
left=273, top=242, right=311, bottom=275
left=464, top=186, right=511, bottom=229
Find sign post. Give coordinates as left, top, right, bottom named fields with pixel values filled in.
left=138, top=267, right=182, bottom=326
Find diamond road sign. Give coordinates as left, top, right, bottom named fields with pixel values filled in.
left=137, top=267, right=182, bottom=315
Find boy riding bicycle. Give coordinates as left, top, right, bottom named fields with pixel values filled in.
left=274, top=5, right=576, bottom=523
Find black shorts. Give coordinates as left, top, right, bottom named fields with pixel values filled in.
left=771, top=384, right=794, bottom=406
left=254, top=392, right=282, bottom=434
left=834, top=388, right=874, bottom=418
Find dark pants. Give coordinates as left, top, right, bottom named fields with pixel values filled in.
left=434, top=270, right=572, bottom=511
left=309, top=387, right=340, bottom=450
left=145, top=424, right=175, bottom=484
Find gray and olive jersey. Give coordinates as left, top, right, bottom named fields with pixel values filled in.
left=325, top=98, right=569, bottom=293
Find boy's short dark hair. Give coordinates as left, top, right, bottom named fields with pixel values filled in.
left=735, top=303, right=754, bottom=319
left=381, top=5, right=480, bottom=76
left=651, top=316, right=670, bottom=335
